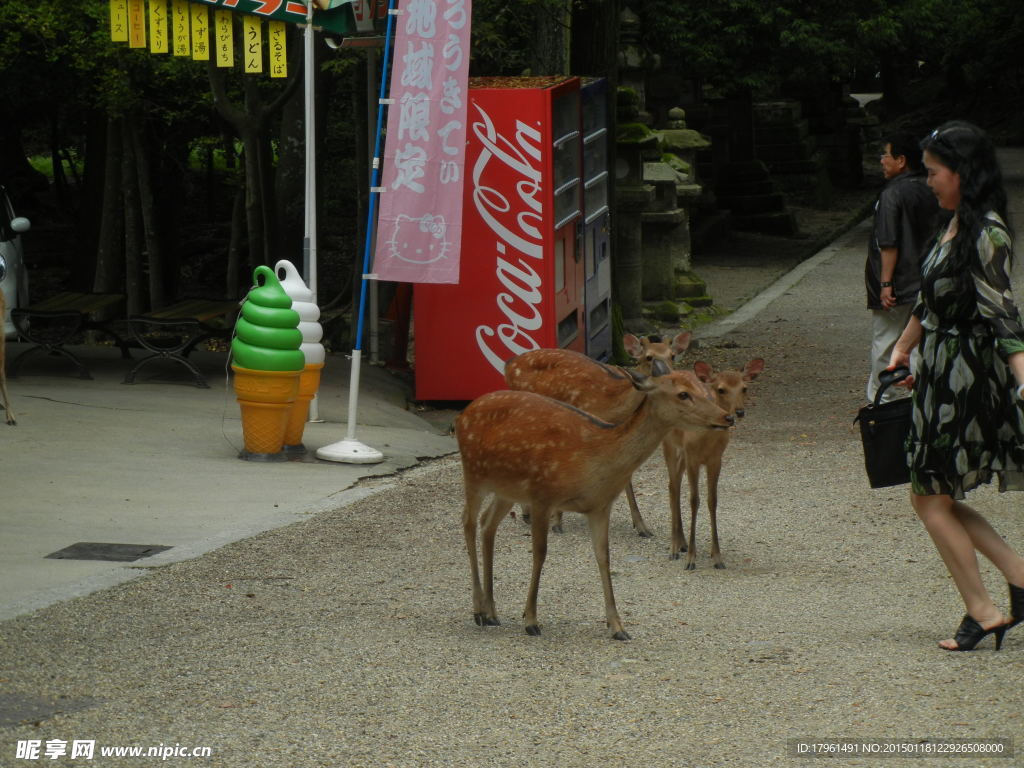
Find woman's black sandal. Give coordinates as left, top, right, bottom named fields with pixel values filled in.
left=945, top=614, right=1008, bottom=651
left=1008, top=583, right=1024, bottom=630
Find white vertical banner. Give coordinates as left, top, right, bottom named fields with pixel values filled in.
left=373, top=0, right=472, bottom=284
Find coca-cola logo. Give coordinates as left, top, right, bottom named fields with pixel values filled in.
left=469, top=103, right=547, bottom=374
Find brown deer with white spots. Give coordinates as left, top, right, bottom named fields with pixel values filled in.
left=456, top=361, right=732, bottom=640
left=503, top=332, right=692, bottom=536
left=665, top=359, right=764, bottom=569
left=0, top=291, right=15, bottom=425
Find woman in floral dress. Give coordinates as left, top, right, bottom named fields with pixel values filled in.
left=890, top=121, right=1024, bottom=651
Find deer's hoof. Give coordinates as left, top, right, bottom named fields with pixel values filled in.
left=612, top=630, right=631, bottom=641
left=525, top=624, right=542, bottom=636
left=475, top=613, right=500, bottom=626
left=684, top=562, right=696, bottom=571
left=714, top=562, right=727, bottom=570
left=669, top=552, right=680, bottom=561
left=552, top=524, right=564, bottom=534
left=636, top=529, right=653, bottom=539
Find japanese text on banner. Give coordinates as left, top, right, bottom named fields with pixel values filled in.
left=373, top=0, right=472, bottom=284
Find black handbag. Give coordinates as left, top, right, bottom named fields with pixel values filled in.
left=854, top=367, right=913, bottom=488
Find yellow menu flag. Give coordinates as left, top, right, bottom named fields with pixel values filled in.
left=149, top=0, right=169, bottom=54
left=191, top=3, right=209, bottom=61
left=215, top=9, right=233, bottom=68
left=268, top=21, right=287, bottom=79
left=110, top=0, right=128, bottom=42
left=127, top=0, right=146, bottom=48
left=172, top=0, right=190, bottom=56
left=243, top=15, right=262, bottom=74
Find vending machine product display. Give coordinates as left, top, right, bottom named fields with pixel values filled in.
left=414, top=76, right=585, bottom=401
left=581, top=78, right=613, bottom=361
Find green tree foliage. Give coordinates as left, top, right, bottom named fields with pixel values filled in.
left=633, top=0, right=879, bottom=95
left=633, top=0, right=1023, bottom=109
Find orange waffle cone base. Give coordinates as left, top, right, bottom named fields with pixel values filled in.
left=232, top=366, right=300, bottom=459
left=283, top=363, right=324, bottom=451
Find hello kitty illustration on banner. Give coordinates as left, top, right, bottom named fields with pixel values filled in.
left=373, top=0, right=472, bottom=284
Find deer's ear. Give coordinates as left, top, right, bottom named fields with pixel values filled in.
left=622, top=333, right=642, bottom=358
left=624, top=366, right=652, bottom=390
left=693, top=361, right=713, bottom=382
left=671, top=331, right=692, bottom=356
left=743, top=358, right=765, bottom=381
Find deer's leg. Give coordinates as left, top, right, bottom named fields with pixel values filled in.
left=685, top=461, right=702, bottom=571
left=585, top=505, right=629, bottom=640
left=462, top=484, right=487, bottom=624
left=664, top=441, right=687, bottom=558
left=625, top=478, right=653, bottom=538
left=707, top=458, right=725, bottom=569
left=0, top=378, right=14, bottom=425
left=479, top=496, right=512, bottom=626
left=551, top=508, right=565, bottom=534
left=523, top=505, right=552, bottom=636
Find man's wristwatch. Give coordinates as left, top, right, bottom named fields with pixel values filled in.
left=880, top=281, right=894, bottom=288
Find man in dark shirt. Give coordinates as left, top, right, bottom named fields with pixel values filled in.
left=865, top=132, right=941, bottom=402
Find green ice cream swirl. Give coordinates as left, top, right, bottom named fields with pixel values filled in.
left=231, top=266, right=305, bottom=371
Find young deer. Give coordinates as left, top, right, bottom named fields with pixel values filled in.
left=623, top=332, right=691, bottom=373
left=504, top=332, right=692, bottom=536
left=456, top=362, right=732, bottom=640
left=665, top=359, right=764, bottom=569
left=0, top=291, right=15, bottom=425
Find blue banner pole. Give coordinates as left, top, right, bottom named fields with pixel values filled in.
left=316, top=0, right=398, bottom=464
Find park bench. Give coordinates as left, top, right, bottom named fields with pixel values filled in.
left=122, top=297, right=240, bottom=388
left=9, top=291, right=131, bottom=380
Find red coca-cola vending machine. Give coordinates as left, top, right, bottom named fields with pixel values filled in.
left=414, top=76, right=584, bottom=401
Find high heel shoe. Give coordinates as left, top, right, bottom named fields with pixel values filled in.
left=1008, top=583, right=1024, bottom=630
left=945, top=614, right=1008, bottom=651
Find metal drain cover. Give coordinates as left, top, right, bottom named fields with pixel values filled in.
left=45, top=542, right=172, bottom=562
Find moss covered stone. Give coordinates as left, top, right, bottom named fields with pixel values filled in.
left=617, top=122, right=656, bottom=144
left=673, top=271, right=707, bottom=299
left=661, top=153, right=693, bottom=177
left=658, top=128, right=712, bottom=152
left=684, top=295, right=714, bottom=308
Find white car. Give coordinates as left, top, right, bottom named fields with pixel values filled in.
left=1, top=186, right=31, bottom=339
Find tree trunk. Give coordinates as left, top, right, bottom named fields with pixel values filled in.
left=77, top=112, right=108, bottom=289
left=121, top=116, right=144, bottom=315
left=256, top=127, right=277, bottom=263
left=570, top=0, right=620, bottom=80
left=530, top=0, right=571, bottom=75
left=207, top=51, right=302, bottom=281
left=128, top=117, right=167, bottom=309
left=240, top=129, right=266, bottom=271
left=226, top=181, right=246, bottom=298
left=93, top=118, right=124, bottom=296
left=154, top=132, right=189, bottom=302
left=276, top=77, right=306, bottom=274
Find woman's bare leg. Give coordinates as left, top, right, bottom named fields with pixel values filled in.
left=912, top=493, right=1008, bottom=649
left=951, top=501, right=1024, bottom=587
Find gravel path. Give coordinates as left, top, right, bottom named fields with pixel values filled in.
left=3, top=217, right=1024, bottom=767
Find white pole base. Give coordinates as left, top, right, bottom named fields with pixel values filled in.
left=316, top=438, right=385, bottom=464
